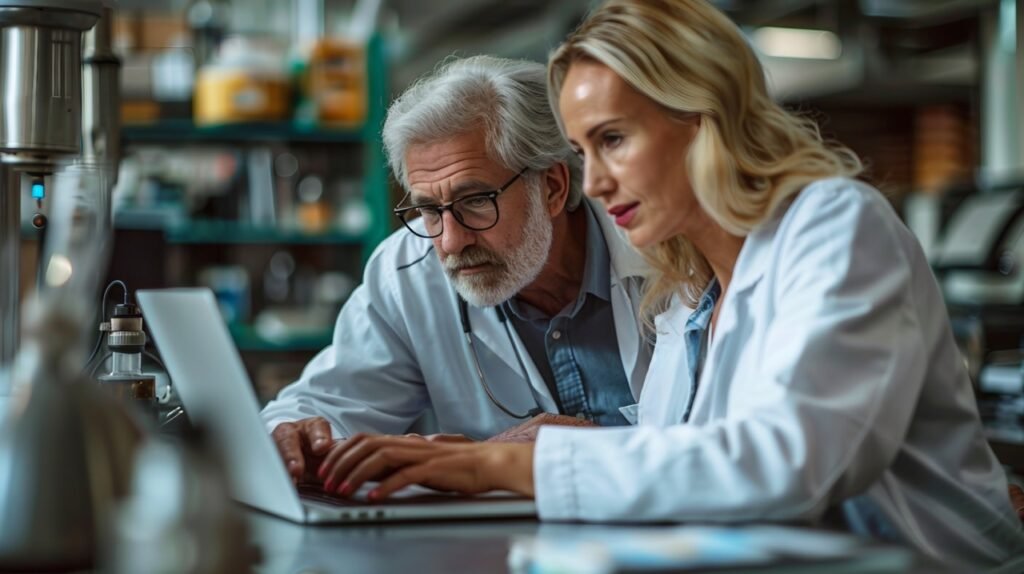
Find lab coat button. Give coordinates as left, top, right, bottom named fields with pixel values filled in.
left=551, top=330, right=562, bottom=340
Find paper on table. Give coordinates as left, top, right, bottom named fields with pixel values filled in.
left=507, top=524, right=912, bottom=574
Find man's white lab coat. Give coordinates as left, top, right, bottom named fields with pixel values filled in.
left=261, top=200, right=650, bottom=440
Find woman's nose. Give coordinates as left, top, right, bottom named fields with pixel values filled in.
left=582, top=158, right=614, bottom=200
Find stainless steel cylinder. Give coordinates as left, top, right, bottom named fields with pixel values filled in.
left=82, top=5, right=119, bottom=175
left=0, top=4, right=101, bottom=165
left=0, top=25, right=83, bottom=158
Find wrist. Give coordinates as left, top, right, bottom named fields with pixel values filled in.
left=488, top=443, right=536, bottom=497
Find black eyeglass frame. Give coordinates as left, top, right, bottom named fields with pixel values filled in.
left=393, top=167, right=529, bottom=239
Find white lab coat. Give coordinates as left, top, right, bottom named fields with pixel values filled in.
left=534, top=178, right=1024, bottom=570
left=261, top=199, right=651, bottom=440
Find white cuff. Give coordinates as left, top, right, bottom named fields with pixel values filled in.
left=534, top=425, right=580, bottom=520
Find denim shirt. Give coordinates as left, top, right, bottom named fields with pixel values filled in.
left=505, top=203, right=636, bottom=426
left=682, top=280, right=720, bottom=423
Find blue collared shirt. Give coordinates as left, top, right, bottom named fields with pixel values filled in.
left=681, top=280, right=720, bottom=423
left=505, top=203, right=635, bottom=426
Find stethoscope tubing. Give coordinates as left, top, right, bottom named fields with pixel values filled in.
left=458, top=296, right=543, bottom=420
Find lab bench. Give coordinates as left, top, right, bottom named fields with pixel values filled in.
left=244, top=512, right=954, bottom=574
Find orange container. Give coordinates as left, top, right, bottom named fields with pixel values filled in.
left=306, top=39, right=366, bottom=125
left=194, top=68, right=290, bottom=124
left=194, top=36, right=290, bottom=125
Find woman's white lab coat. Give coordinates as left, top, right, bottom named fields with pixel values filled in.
left=533, top=178, right=1024, bottom=570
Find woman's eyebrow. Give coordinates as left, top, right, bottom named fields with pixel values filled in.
left=586, top=117, right=624, bottom=139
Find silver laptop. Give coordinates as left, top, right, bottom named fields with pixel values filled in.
left=137, top=288, right=537, bottom=524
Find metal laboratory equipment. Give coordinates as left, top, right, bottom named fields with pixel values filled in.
left=0, top=0, right=120, bottom=384
left=0, top=1, right=133, bottom=571
left=95, top=300, right=160, bottom=422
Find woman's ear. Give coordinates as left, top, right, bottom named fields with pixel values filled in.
left=543, top=162, right=572, bottom=217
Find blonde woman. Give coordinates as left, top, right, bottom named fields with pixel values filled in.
left=317, top=0, right=1024, bottom=568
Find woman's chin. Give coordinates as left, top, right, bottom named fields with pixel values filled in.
left=626, top=225, right=671, bottom=250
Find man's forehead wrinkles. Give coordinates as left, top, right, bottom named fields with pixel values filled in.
left=409, top=179, right=493, bottom=205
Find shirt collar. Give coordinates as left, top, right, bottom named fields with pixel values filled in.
left=684, top=278, right=720, bottom=334
left=505, top=201, right=612, bottom=320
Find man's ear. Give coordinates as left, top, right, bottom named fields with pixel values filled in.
left=543, top=162, right=571, bottom=217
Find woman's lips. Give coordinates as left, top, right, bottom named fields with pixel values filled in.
left=608, top=202, right=640, bottom=227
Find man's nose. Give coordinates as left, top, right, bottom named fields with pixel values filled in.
left=438, top=210, right=475, bottom=254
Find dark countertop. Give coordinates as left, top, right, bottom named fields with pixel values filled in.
left=245, top=511, right=952, bottom=574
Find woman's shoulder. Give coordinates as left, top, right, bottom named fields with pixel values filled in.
left=741, top=177, right=910, bottom=280
left=766, top=177, right=901, bottom=241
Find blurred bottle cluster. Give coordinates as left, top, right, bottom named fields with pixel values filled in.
left=116, top=0, right=379, bottom=128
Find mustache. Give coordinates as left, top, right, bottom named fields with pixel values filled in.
left=443, top=247, right=503, bottom=272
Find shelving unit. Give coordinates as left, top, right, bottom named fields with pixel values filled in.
left=163, top=220, right=367, bottom=246
left=119, top=34, right=393, bottom=261
left=121, top=121, right=368, bottom=145
left=107, top=35, right=394, bottom=397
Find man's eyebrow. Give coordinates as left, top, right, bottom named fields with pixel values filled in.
left=409, top=179, right=495, bottom=206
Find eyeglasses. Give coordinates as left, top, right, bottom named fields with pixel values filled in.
left=393, top=168, right=528, bottom=239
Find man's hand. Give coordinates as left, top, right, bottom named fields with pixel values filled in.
left=271, top=417, right=335, bottom=484
left=486, top=413, right=597, bottom=443
left=316, top=433, right=535, bottom=500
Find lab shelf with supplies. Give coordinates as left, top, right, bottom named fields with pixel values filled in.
left=163, top=219, right=367, bottom=246
left=117, top=33, right=394, bottom=256
left=105, top=34, right=393, bottom=403
left=121, top=121, right=369, bottom=145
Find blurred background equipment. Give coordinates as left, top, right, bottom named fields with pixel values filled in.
left=92, top=291, right=160, bottom=423
left=108, top=427, right=256, bottom=574
left=0, top=2, right=135, bottom=570
left=194, top=34, right=291, bottom=125
left=0, top=0, right=109, bottom=383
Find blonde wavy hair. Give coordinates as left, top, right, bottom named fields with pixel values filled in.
left=548, top=0, right=862, bottom=319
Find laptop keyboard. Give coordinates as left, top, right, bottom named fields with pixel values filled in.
left=296, top=483, right=507, bottom=506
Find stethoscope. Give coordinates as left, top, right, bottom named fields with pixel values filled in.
left=458, top=296, right=544, bottom=420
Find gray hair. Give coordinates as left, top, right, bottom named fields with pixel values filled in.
left=382, top=55, right=582, bottom=211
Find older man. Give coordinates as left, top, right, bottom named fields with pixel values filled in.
left=262, top=56, right=650, bottom=482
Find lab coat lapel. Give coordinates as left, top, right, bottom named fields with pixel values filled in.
left=692, top=225, right=773, bottom=422
left=637, top=297, right=694, bottom=426
left=463, top=301, right=559, bottom=413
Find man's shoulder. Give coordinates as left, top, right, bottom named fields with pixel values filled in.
left=367, top=226, right=444, bottom=277
left=362, top=226, right=450, bottom=306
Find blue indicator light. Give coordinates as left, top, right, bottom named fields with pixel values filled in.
left=31, top=182, right=44, bottom=199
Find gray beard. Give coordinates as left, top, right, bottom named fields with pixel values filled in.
left=443, top=182, right=553, bottom=308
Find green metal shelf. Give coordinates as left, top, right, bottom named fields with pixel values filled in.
left=118, top=35, right=392, bottom=262
left=164, top=220, right=367, bottom=245
left=121, top=119, right=369, bottom=144
left=228, top=323, right=332, bottom=352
